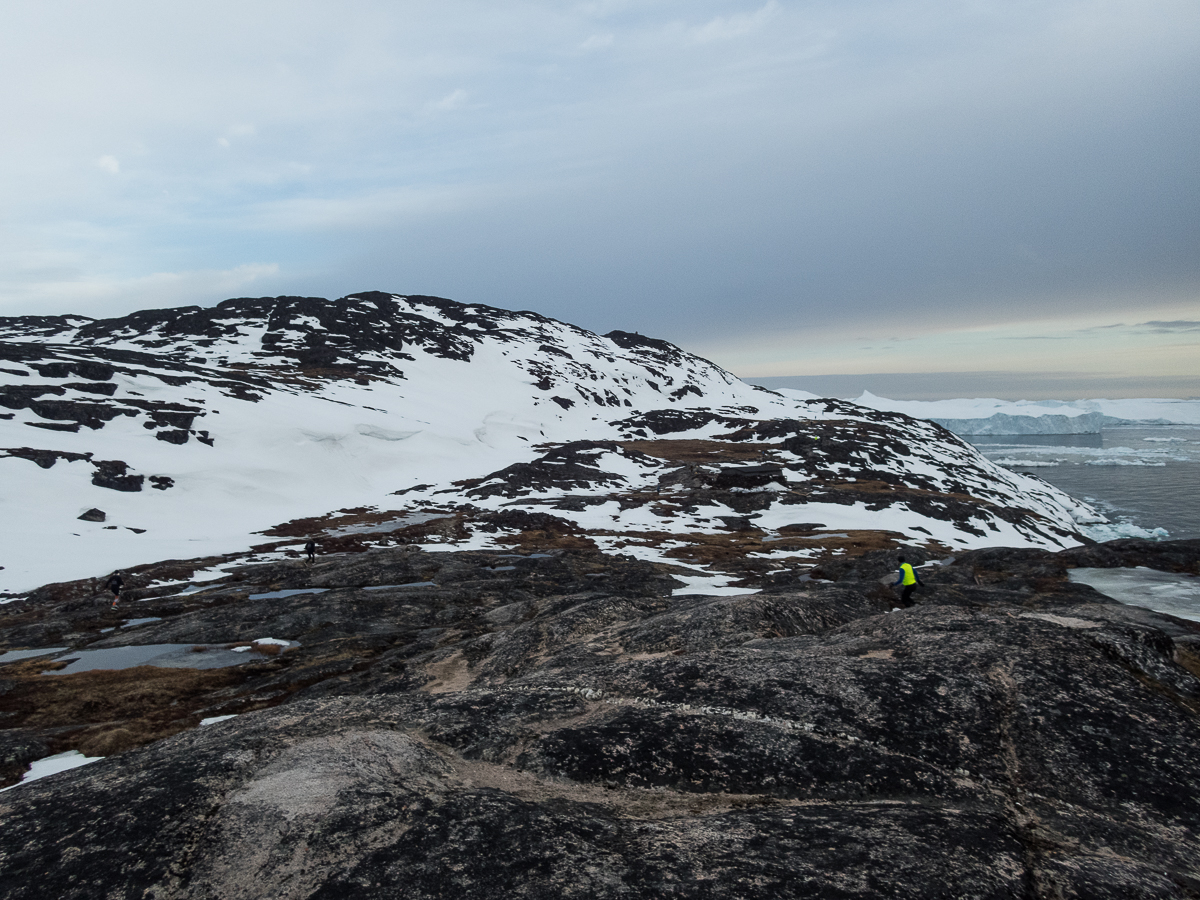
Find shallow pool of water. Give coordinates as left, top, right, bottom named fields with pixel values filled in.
left=47, top=643, right=279, bottom=675
left=247, top=588, right=329, bottom=600
left=1069, top=567, right=1200, bottom=623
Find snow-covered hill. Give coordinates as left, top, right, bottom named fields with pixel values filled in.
left=1, top=293, right=1102, bottom=594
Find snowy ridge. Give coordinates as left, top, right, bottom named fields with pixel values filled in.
left=1, top=294, right=1101, bottom=594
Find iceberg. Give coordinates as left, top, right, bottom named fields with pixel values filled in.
left=836, top=392, right=1200, bottom=435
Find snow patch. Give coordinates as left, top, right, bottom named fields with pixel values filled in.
left=0, top=750, right=104, bottom=791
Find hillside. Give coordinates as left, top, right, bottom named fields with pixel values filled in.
left=2, top=292, right=1098, bottom=596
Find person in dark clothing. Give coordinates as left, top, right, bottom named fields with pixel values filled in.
left=105, top=572, right=124, bottom=608
left=304, top=539, right=316, bottom=564
left=891, top=556, right=924, bottom=608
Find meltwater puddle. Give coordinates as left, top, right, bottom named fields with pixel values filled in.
left=1069, top=567, right=1200, bottom=623
left=44, top=640, right=300, bottom=675
left=671, top=573, right=760, bottom=597
left=248, top=588, right=329, bottom=600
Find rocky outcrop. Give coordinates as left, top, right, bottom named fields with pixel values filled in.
left=1, top=539, right=1198, bottom=897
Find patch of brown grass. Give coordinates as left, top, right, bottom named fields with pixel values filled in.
left=819, top=480, right=987, bottom=505
left=1175, top=646, right=1200, bottom=681
left=822, top=480, right=900, bottom=493
left=5, top=665, right=244, bottom=728
left=586, top=527, right=912, bottom=569
left=261, top=507, right=388, bottom=538
left=498, top=530, right=598, bottom=552
left=793, top=530, right=911, bottom=555
left=619, top=439, right=780, bottom=465
left=661, top=532, right=775, bottom=565
left=0, top=664, right=253, bottom=762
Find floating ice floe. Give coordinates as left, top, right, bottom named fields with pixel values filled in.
left=1077, top=522, right=1171, bottom=543
left=994, top=459, right=1063, bottom=468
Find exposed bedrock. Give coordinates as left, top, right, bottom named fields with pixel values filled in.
left=0, top=540, right=1198, bottom=898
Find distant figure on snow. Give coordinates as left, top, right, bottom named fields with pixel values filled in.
left=105, top=571, right=124, bottom=608
left=304, top=539, right=317, bottom=564
left=892, top=556, right=924, bottom=608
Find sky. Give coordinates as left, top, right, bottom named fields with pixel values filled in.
left=1, top=0, right=1198, bottom=397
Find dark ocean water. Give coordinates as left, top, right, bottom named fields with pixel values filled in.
left=967, top=426, right=1200, bottom=541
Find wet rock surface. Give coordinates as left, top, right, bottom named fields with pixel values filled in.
left=1, top=539, right=1199, bottom=897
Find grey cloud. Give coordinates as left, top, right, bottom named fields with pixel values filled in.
left=0, top=0, right=1196, bottom=362
left=1138, top=320, right=1200, bottom=332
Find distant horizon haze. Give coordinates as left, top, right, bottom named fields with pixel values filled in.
left=742, top=373, right=1200, bottom=402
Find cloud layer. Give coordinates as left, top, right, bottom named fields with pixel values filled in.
left=1, top=0, right=1197, bottom=387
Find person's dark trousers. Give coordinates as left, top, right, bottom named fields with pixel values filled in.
left=901, top=585, right=918, bottom=607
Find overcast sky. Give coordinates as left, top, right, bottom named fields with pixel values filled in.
left=2, top=0, right=1197, bottom=394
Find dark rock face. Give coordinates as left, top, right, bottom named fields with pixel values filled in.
left=1, top=539, right=1199, bottom=897
left=462, top=442, right=638, bottom=500
left=711, top=463, right=786, bottom=490
left=90, top=459, right=143, bottom=492
left=1, top=446, right=93, bottom=469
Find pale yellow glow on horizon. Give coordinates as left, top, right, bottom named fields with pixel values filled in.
left=693, top=298, right=1200, bottom=379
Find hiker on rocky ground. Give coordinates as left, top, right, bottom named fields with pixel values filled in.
left=105, top=571, right=124, bottom=608
left=304, top=539, right=317, bottom=565
left=892, top=556, right=924, bottom=608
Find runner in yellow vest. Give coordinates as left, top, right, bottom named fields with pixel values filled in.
left=891, top=555, right=924, bottom=607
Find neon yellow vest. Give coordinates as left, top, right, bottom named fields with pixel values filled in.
left=900, top=563, right=917, bottom=586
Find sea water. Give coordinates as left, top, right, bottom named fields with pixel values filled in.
left=968, top=425, right=1200, bottom=540
left=969, top=426, right=1200, bottom=622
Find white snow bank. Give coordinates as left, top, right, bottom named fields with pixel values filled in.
left=0, top=750, right=104, bottom=791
